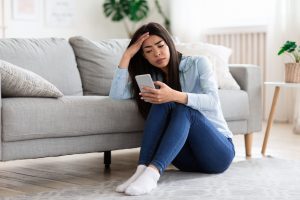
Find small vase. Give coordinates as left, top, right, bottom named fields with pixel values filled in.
left=285, top=63, right=300, bottom=83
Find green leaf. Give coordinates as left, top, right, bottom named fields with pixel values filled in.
left=103, top=0, right=149, bottom=22
left=278, top=41, right=297, bottom=55
left=128, top=0, right=149, bottom=22
left=103, top=0, right=126, bottom=21
left=120, top=0, right=130, bottom=15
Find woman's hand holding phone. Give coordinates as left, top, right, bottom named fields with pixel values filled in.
left=136, top=75, right=176, bottom=104
left=142, top=82, right=187, bottom=104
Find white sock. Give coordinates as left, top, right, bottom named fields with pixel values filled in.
left=116, top=165, right=146, bottom=193
left=125, top=167, right=160, bottom=196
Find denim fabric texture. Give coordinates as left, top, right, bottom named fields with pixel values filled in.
left=138, top=103, right=235, bottom=174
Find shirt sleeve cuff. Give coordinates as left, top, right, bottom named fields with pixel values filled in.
left=186, top=93, right=199, bottom=109
left=116, top=67, right=129, bottom=78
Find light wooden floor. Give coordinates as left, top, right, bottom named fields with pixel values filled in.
left=0, top=122, right=300, bottom=197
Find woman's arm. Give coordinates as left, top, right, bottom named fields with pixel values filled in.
left=109, top=33, right=150, bottom=99
left=185, top=57, right=219, bottom=111
left=109, top=67, right=133, bottom=99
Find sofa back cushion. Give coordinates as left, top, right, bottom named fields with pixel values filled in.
left=69, top=36, right=130, bottom=95
left=175, top=42, right=240, bottom=90
left=0, top=38, right=83, bottom=96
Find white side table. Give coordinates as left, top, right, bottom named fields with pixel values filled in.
left=262, top=81, right=300, bottom=155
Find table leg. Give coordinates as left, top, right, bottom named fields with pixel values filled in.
left=261, top=86, right=280, bottom=156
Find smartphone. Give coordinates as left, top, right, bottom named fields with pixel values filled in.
left=135, top=74, right=155, bottom=92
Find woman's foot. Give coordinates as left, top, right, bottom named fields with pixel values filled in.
left=125, top=166, right=160, bottom=196
left=115, top=165, right=146, bottom=193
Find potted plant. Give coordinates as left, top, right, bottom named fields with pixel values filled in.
left=102, top=0, right=170, bottom=38
left=278, top=41, right=300, bottom=83
left=103, top=0, right=149, bottom=38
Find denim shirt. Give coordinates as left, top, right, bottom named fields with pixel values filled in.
left=109, top=56, right=233, bottom=138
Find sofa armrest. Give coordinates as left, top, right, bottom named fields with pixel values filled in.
left=229, top=64, right=262, bottom=133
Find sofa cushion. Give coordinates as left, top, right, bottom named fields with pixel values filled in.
left=2, top=96, right=144, bottom=142
left=175, top=42, right=240, bottom=90
left=0, top=60, right=63, bottom=98
left=69, top=36, right=130, bottom=96
left=0, top=38, right=83, bottom=96
left=218, top=90, right=249, bottom=121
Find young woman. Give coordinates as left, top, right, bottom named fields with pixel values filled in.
left=109, top=22, right=235, bottom=196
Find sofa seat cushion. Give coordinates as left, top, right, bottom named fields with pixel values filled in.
left=2, top=96, right=144, bottom=142
left=218, top=90, right=249, bottom=121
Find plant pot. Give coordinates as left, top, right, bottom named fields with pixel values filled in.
left=285, top=63, right=300, bottom=83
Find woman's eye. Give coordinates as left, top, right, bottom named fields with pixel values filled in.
left=158, top=44, right=164, bottom=48
left=146, top=50, right=152, bottom=53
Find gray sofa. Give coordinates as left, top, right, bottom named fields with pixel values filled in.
left=0, top=37, right=262, bottom=168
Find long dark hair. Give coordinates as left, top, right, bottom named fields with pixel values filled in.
left=128, top=22, right=182, bottom=119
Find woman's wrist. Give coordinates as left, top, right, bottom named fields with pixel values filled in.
left=173, top=91, right=188, bottom=104
left=118, top=53, right=131, bottom=69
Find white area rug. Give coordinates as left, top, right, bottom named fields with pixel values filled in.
left=3, top=157, right=300, bottom=200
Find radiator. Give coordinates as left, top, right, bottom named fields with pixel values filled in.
left=205, top=26, right=267, bottom=81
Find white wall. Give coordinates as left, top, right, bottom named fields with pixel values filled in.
left=1, top=0, right=169, bottom=40
left=0, top=0, right=4, bottom=37
left=170, top=0, right=273, bottom=42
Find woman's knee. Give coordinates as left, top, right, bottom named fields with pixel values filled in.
left=151, top=102, right=175, bottom=110
left=152, top=103, right=189, bottom=112
left=172, top=104, right=190, bottom=115
left=171, top=104, right=198, bottom=122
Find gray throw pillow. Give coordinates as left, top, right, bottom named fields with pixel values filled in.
left=0, top=60, right=63, bottom=98
left=69, top=36, right=130, bottom=96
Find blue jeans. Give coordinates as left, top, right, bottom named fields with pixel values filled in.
left=138, top=102, right=235, bottom=174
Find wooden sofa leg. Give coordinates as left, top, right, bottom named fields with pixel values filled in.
left=244, top=133, right=253, bottom=157
left=104, top=151, right=111, bottom=169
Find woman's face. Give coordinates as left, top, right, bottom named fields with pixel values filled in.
left=142, top=35, right=170, bottom=71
